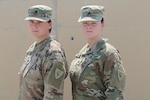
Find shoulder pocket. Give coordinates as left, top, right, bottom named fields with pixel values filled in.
left=111, top=63, right=126, bottom=91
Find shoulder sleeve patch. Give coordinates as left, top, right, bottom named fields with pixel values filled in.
left=55, top=68, right=64, bottom=79
left=45, top=61, right=65, bottom=90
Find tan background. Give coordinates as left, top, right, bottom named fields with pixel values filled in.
left=0, top=0, right=150, bottom=100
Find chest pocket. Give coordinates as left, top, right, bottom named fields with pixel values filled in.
left=19, top=53, right=43, bottom=84
left=18, top=55, right=32, bottom=76
left=70, top=57, right=83, bottom=81
left=81, top=64, right=98, bottom=84
left=80, top=53, right=106, bottom=85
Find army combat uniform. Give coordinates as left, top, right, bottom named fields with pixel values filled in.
left=19, top=37, right=68, bottom=100
left=18, top=5, right=68, bottom=100
left=69, top=5, right=126, bottom=100
left=69, top=39, right=126, bottom=100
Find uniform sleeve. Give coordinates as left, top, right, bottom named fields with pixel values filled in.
left=43, top=50, right=68, bottom=100
left=103, top=52, right=126, bottom=100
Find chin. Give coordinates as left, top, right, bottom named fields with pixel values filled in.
left=31, top=32, right=39, bottom=36
left=32, top=34, right=40, bottom=38
left=86, top=36, right=96, bottom=40
left=86, top=35, right=94, bottom=38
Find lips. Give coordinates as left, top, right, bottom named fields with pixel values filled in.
left=86, top=31, right=93, bottom=33
left=32, top=31, right=39, bottom=33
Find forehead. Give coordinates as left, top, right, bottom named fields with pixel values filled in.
left=81, top=21, right=100, bottom=24
left=29, top=20, right=46, bottom=23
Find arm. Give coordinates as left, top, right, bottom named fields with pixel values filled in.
left=43, top=50, right=68, bottom=100
left=103, top=52, right=126, bottom=100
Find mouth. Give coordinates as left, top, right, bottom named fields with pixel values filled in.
left=32, top=31, right=39, bottom=33
left=86, top=31, right=93, bottom=33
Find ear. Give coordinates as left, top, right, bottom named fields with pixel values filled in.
left=101, top=23, right=104, bottom=30
left=101, top=22, right=104, bottom=30
left=48, top=21, right=52, bottom=29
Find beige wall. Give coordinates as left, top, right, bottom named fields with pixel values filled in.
left=0, top=0, right=150, bottom=100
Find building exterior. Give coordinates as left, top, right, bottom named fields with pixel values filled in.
left=0, top=0, right=150, bottom=100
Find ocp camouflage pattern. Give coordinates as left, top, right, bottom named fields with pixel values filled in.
left=18, top=36, right=68, bottom=100
left=69, top=38, right=126, bottom=100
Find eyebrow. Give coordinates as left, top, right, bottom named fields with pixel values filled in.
left=29, top=20, right=43, bottom=23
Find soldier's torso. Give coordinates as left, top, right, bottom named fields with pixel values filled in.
left=69, top=40, right=107, bottom=100
left=19, top=37, right=58, bottom=100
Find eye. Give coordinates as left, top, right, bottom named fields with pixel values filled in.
left=91, top=22, right=98, bottom=26
left=92, top=22, right=97, bottom=25
left=82, top=22, right=88, bottom=26
left=37, top=21, right=43, bottom=25
left=29, top=20, right=34, bottom=25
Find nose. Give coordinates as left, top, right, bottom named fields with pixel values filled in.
left=31, top=23, right=38, bottom=30
left=86, top=24, right=92, bottom=29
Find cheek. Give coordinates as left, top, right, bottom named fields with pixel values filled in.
left=28, top=24, right=32, bottom=29
left=45, top=25, right=50, bottom=31
left=28, top=25, right=33, bottom=32
left=95, top=26, right=101, bottom=33
left=39, top=25, right=49, bottom=32
left=81, top=26, right=87, bottom=33
left=38, top=27, right=44, bottom=33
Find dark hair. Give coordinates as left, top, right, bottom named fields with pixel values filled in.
left=101, top=18, right=104, bottom=23
left=48, top=20, right=52, bottom=33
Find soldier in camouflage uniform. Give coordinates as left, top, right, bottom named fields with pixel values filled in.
left=18, top=5, right=68, bottom=100
left=69, top=5, right=126, bottom=100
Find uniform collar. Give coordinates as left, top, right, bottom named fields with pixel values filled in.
left=35, top=37, right=51, bottom=48
left=77, top=38, right=108, bottom=57
left=88, top=38, right=108, bottom=53
left=27, top=36, right=54, bottom=54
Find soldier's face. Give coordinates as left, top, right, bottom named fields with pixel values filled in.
left=81, top=21, right=104, bottom=40
left=28, top=20, right=52, bottom=38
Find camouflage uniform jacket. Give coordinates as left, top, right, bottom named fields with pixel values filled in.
left=69, top=38, right=126, bottom=100
left=18, top=37, right=68, bottom=100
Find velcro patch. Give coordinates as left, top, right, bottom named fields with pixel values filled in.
left=117, top=70, right=124, bottom=81
left=55, top=68, right=64, bottom=79
left=46, top=61, right=65, bottom=90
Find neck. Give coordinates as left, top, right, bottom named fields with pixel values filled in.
left=88, top=36, right=102, bottom=48
left=35, top=34, right=49, bottom=43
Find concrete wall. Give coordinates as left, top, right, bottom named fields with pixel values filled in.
left=0, top=0, right=150, bottom=100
